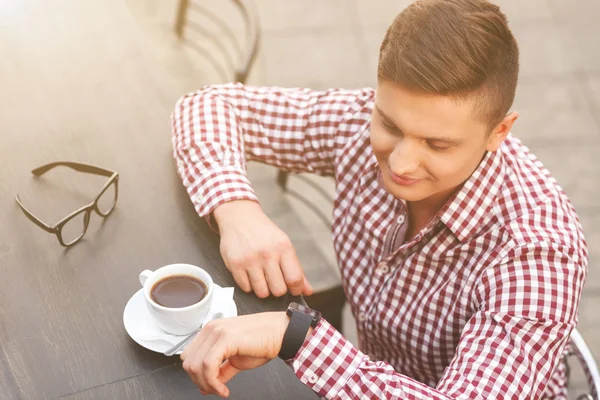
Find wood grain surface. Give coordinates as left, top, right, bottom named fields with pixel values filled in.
left=0, top=1, right=319, bottom=398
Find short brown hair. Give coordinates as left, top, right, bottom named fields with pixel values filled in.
left=378, top=0, right=519, bottom=130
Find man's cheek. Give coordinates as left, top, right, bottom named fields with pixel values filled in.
left=370, top=132, right=393, bottom=156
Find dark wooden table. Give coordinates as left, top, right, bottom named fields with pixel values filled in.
left=0, top=1, right=319, bottom=398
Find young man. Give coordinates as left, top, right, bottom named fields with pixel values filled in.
left=171, top=0, right=588, bottom=398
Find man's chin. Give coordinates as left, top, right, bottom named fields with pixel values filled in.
left=382, top=180, right=428, bottom=202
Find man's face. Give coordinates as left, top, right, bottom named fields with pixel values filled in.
left=370, top=80, right=513, bottom=204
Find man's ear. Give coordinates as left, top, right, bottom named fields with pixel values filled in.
left=487, top=111, right=519, bottom=152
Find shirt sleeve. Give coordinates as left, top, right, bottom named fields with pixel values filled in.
left=291, top=243, right=587, bottom=399
left=170, top=82, right=373, bottom=226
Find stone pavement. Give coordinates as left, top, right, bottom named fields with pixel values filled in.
left=137, top=0, right=599, bottom=396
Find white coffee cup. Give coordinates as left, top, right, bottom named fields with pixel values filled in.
left=139, top=263, right=214, bottom=336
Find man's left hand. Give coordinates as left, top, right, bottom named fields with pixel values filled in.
left=180, top=311, right=290, bottom=397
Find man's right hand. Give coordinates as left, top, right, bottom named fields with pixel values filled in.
left=213, top=200, right=313, bottom=298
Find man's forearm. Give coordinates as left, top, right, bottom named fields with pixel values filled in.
left=213, top=200, right=262, bottom=230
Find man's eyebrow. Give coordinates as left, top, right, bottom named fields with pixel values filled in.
left=375, top=104, right=462, bottom=145
left=375, top=105, right=399, bottom=128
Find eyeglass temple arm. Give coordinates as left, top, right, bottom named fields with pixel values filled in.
left=31, top=162, right=115, bottom=178
left=15, top=195, right=55, bottom=233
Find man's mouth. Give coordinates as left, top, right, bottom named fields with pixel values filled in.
left=389, top=171, right=422, bottom=186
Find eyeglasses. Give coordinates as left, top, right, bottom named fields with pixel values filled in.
left=16, top=161, right=119, bottom=247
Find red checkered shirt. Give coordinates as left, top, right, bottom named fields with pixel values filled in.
left=171, top=83, right=588, bottom=399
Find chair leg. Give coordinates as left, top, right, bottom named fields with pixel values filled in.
left=174, top=0, right=189, bottom=38
left=277, top=170, right=289, bottom=190
left=304, top=285, right=346, bottom=334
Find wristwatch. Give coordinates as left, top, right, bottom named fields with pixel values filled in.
left=278, top=302, right=322, bottom=361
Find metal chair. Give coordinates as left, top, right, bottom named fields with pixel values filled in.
left=174, top=0, right=261, bottom=84
left=276, top=171, right=335, bottom=231
left=273, top=171, right=345, bottom=331
left=568, top=328, right=600, bottom=400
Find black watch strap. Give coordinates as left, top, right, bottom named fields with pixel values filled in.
left=278, top=311, right=313, bottom=361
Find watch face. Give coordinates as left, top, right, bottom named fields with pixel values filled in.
left=288, top=302, right=322, bottom=323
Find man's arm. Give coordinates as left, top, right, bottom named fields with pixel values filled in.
left=290, top=242, right=586, bottom=399
left=171, top=82, right=374, bottom=224
left=170, top=83, right=373, bottom=297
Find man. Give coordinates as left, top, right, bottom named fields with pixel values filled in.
left=171, top=0, right=588, bottom=398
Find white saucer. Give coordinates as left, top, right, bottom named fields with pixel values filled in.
left=123, top=284, right=237, bottom=355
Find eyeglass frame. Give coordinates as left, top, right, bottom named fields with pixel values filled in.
left=15, top=161, right=119, bottom=247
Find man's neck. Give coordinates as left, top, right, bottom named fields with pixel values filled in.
left=406, top=151, right=489, bottom=231
left=406, top=186, right=459, bottom=236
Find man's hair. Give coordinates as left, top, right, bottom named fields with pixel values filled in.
left=378, top=0, right=519, bottom=130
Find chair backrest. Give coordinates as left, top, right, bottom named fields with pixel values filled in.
left=174, top=0, right=260, bottom=84
left=277, top=172, right=334, bottom=230
left=570, top=328, right=600, bottom=400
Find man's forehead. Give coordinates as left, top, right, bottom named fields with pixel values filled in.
left=374, top=84, right=486, bottom=136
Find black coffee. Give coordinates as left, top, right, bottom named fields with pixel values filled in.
left=151, top=275, right=207, bottom=308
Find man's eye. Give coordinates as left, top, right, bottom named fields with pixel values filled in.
left=427, top=142, right=450, bottom=151
left=383, top=122, right=399, bottom=132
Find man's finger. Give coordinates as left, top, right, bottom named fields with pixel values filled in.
left=202, top=346, right=230, bottom=397
left=280, top=249, right=306, bottom=296
left=264, top=261, right=288, bottom=297
left=183, top=362, right=202, bottom=392
left=302, top=275, right=314, bottom=296
left=181, top=330, right=203, bottom=361
left=181, top=322, right=210, bottom=361
left=231, top=269, right=252, bottom=293
left=218, top=359, right=242, bottom=384
left=247, top=268, right=270, bottom=298
left=222, top=255, right=252, bottom=293
left=183, top=330, right=220, bottom=393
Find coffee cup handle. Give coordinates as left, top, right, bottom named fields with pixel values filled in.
left=139, top=270, right=153, bottom=287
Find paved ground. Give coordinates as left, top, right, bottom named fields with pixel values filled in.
left=137, top=0, right=599, bottom=396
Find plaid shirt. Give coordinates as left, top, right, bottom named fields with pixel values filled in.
left=171, top=83, right=588, bottom=399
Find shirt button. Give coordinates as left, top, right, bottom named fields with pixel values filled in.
left=376, top=263, right=390, bottom=275
left=397, top=215, right=405, bottom=224
left=358, top=313, right=367, bottom=322
left=308, top=374, right=318, bottom=384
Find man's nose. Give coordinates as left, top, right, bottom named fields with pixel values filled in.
left=389, top=140, right=419, bottom=176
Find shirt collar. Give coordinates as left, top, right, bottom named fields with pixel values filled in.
left=368, top=148, right=505, bottom=242
left=437, top=149, right=506, bottom=242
